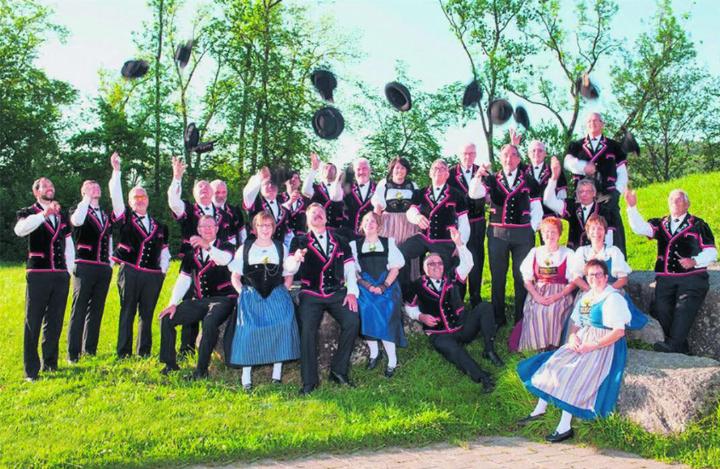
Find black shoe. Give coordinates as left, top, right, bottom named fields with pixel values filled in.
left=41, top=365, right=57, bottom=373
left=189, top=369, right=208, bottom=380
left=160, top=363, right=180, bottom=375
left=272, top=378, right=282, bottom=385
left=366, top=355, right=381, bottom=370
left=653, top=341, right=675, bottom=353
left=517, top=413, right=544, bottom=427
left=546, top=428, right=574, bottom=443
left=483, top=350, right=505, bottom=367
left=328, top=370, right=355, bottom=387
left=479, top=376, right=495, bottom=394
left=298, top=384, right=317, bottom=396
left=67, top=357, right=79, bottom=365
left=384, top=366, right=396, bottom=378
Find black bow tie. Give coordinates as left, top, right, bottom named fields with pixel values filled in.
left=534, top=166, right=541, bottom=171
left=673, top=218, right=680, bottom=223
left=358, top=184, right=366, bottom=189
left=465, top=169, right=471, bottom=174
left=318, top=234, right=324, bottom=240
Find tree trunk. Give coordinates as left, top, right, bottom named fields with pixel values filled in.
left=153, top=0, right=164, bottom=198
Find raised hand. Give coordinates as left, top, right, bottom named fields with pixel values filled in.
left=449, top=226, right=462, bottom=246
left=310, top=152, right=320, bottom=171
left=550, top=156, right=561, bottom=181
left=189, top=235, right=210, bottom=250
left=110, top=152, right=121, bottom=171
left=624, top=189, right=638, bottom=208
left=477, top=162, right=491, bottom=177
left=584, top=161, right=596, bottom=176
left=293, top=248, right=307, bottom=263
left=259, top=166, right=271, bottom=181
left=43, top=201, right=61, bottom=218
left=509, top=127, right=523, bottom=146
left=171, top=156, right=187, bottom=179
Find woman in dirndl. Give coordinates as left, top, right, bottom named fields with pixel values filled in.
left=350, top=212, right=407, bottom=378
left=228, top=211, right=300, bottom=390
left=371, top=157, right=420, bottom=287
left=516, top=259, right=632, bottom=443
left=516, top=217, right=576, bottom=352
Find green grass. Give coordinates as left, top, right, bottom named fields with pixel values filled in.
left=1, top=173, right=719, bottom=468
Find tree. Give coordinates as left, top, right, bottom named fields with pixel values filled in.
left=439, top=0, right=535, bottom=163
left=0, top=0, right=77, bottom=260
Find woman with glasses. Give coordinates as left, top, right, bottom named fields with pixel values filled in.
left=227, top=212, right=300, bottom=390
left=516, top=259, right=632, bottom=443
left=350, top=212, right=406, bottom=378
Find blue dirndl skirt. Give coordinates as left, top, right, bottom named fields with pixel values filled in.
left=229, top=285, right=300, bottom=366
left=358, top=271, right=407, bottom=347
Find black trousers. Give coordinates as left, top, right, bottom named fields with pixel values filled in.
left=487, top=225, right=534, bottom=327
left=298, top=290, right=360, bottom=387
left=160, top=296, right=235, bottom=371
left=68, top=263, right=112, bottom=360
left=652, top=273, right=709, bottom=352
left=428, top=302, right=495, bottom=383
left=24, top=271, right=70, bottom=379
left=116, top=264, right=164, bottom=358
left=605, top=191, right=626, bottom=256
left=399, top=235, right=456, bottom=301
left=464, top=219, right=486, bottom=306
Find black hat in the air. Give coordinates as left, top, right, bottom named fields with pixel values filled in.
left=514, top=105, right=530, bottom=129
left=576, top=73, right=599, bottom=100
left=310, top=69, right=337, bottom=103
left=174, top=40, right=193, bottom=69
left=462, top=80, right=482, bottom=107
left=121, top=60, right=149, bottom=79
left=621, top=131, right=640, bottom=156
left=385, top=81, right=412, bottom=112
left=488, top=99, right=514, bottom=125
left=184, top=123, right=214, bottom=154
left=312, top=106, right=345, bottom=140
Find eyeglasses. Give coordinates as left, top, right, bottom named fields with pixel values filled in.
left=425, top=261, right=444, bottom=267
left=586, top=272, right=606, bottom=278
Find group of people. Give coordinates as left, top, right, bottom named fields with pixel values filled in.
left=15, top=112, right=716, bottom=442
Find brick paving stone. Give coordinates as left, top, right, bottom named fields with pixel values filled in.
left=211, top=437, right=687, bottom=469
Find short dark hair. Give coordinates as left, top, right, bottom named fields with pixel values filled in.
left=584, top=258, right=608, bottom=276
left=387, top=156, right=412, bottom=180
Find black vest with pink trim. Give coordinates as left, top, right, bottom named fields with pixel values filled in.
left=566, top=135, right=626, bottom=195
left=448, top=164, right=485, bottom=222
left=111, top=208, right=168, bottom=272
left=217, top=202, right=244, bottom=246
left=17, top=204, right=71, bottom=272
left=245, top=194, right=291, bottom=242
left=343, top=181, right=376, bottom=234
left=280, top=192, right=310, bottom=235
left=561, top=199, right=620, bottom=250
left=411, top=184, right=468, bottom=242
left=483, top=171, right=540, bottom=227
left=70, top=205, right=113, bottom=265
left=289, top=230, right=352, bottom=297
left=648, top=214, right=715, bottom=276
left=173, top=200, right=231, bottom=257
left=310, top=183, right=345, bottom=229
left=521, top=160, right=568, bottom=218
left=409, top=275, right=466, bottom=334
left=179, top=240, right=237, bottom=299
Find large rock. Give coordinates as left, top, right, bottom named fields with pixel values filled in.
left=617, top=349, right=720, bottom=434
left=626, top=270, right=720, bottom=360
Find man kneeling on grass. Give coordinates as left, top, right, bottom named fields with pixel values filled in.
left=403, top=227, right=501, bottom=393
left=158, top=215, right=236, bottom=379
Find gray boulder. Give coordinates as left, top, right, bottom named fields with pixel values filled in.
left=617, top=349, right=720, bottom=434
left=626, top=270, right=720, bottom=360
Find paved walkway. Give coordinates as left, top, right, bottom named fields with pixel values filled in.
left=219, top=437, right=685, bottom=469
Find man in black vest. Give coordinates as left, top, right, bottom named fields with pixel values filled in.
left=67, top=175, right=115, bottom=363
left=281, top=170, right=310, bottom=237
left=109, top=152, right=170, bottom=358
left=302, top=152, right=345, bottom=233
left=402, top=158, right=470, bottom=278
left=626, top=189, right=717, bottom=354
left=448, top=144, right=486, bottom=306
left=211, top=179, right=246, bottom=246
left=284, top=203, right=360, bottom=395
left=523, top=139, right=568, bottom=218
left=564, top=112, right=628, bottom=254
left=243, top=166, right=292, bottom=248
left=404, top=228, right=499, bottom=391
left=15, top=177, right=74, bottom=381
left=343, top=158, right=376, bottom=237
left=544, top=157, right=622, bottom=249
left=470, top=144, right=542, bottom=328
left=169, top=157, right=232, bottom=356
left=158, top=215, right=236, bottom=379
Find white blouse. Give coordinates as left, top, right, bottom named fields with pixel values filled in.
left=570, top=286, right=631, bottom=330
left=228, top=242, right=291, bottom=277
left=349, top=237, right=405, bottom=272
left=519, top=245, right=574, bottom=282
left=568, top=245, right=631, bottom=281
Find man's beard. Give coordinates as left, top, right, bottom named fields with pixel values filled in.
left=40, top=193, right=54, bottom=202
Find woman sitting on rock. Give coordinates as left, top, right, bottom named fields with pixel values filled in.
left=514, top=217, right=576, bottom=352
left=516, top=259, right=632, bottom=443
left=350, top=212, right=407, bottom=378
left=227, top=212, right=300, bottom=390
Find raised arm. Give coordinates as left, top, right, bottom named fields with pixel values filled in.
left=167, top=156, right=187, bottom=218
left=108, top=152, right=125, bottom=219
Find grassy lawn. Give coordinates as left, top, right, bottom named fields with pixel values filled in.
left=1, top=173, right=719, bottom=468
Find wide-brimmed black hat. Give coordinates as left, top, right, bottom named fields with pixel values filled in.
left=514, top=105, right=530, bottom=129
left=174, top=40, right=193, bottom=69
left=621, top=131, right=640, bottom=156
left=488, top=99, right=513, bottom=125
left=312, top=106, right=345, bottom=140
left=575, top=73, right=599, bottom=100
left=121, top=60, right=149, bottom=79
left=462, top=80, right=482, bottom=107
left=184, top=123, right=199, bottom=150
left=311, top=69, right=337, bottom=103
left=385, top=81, right=412, bottom=112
